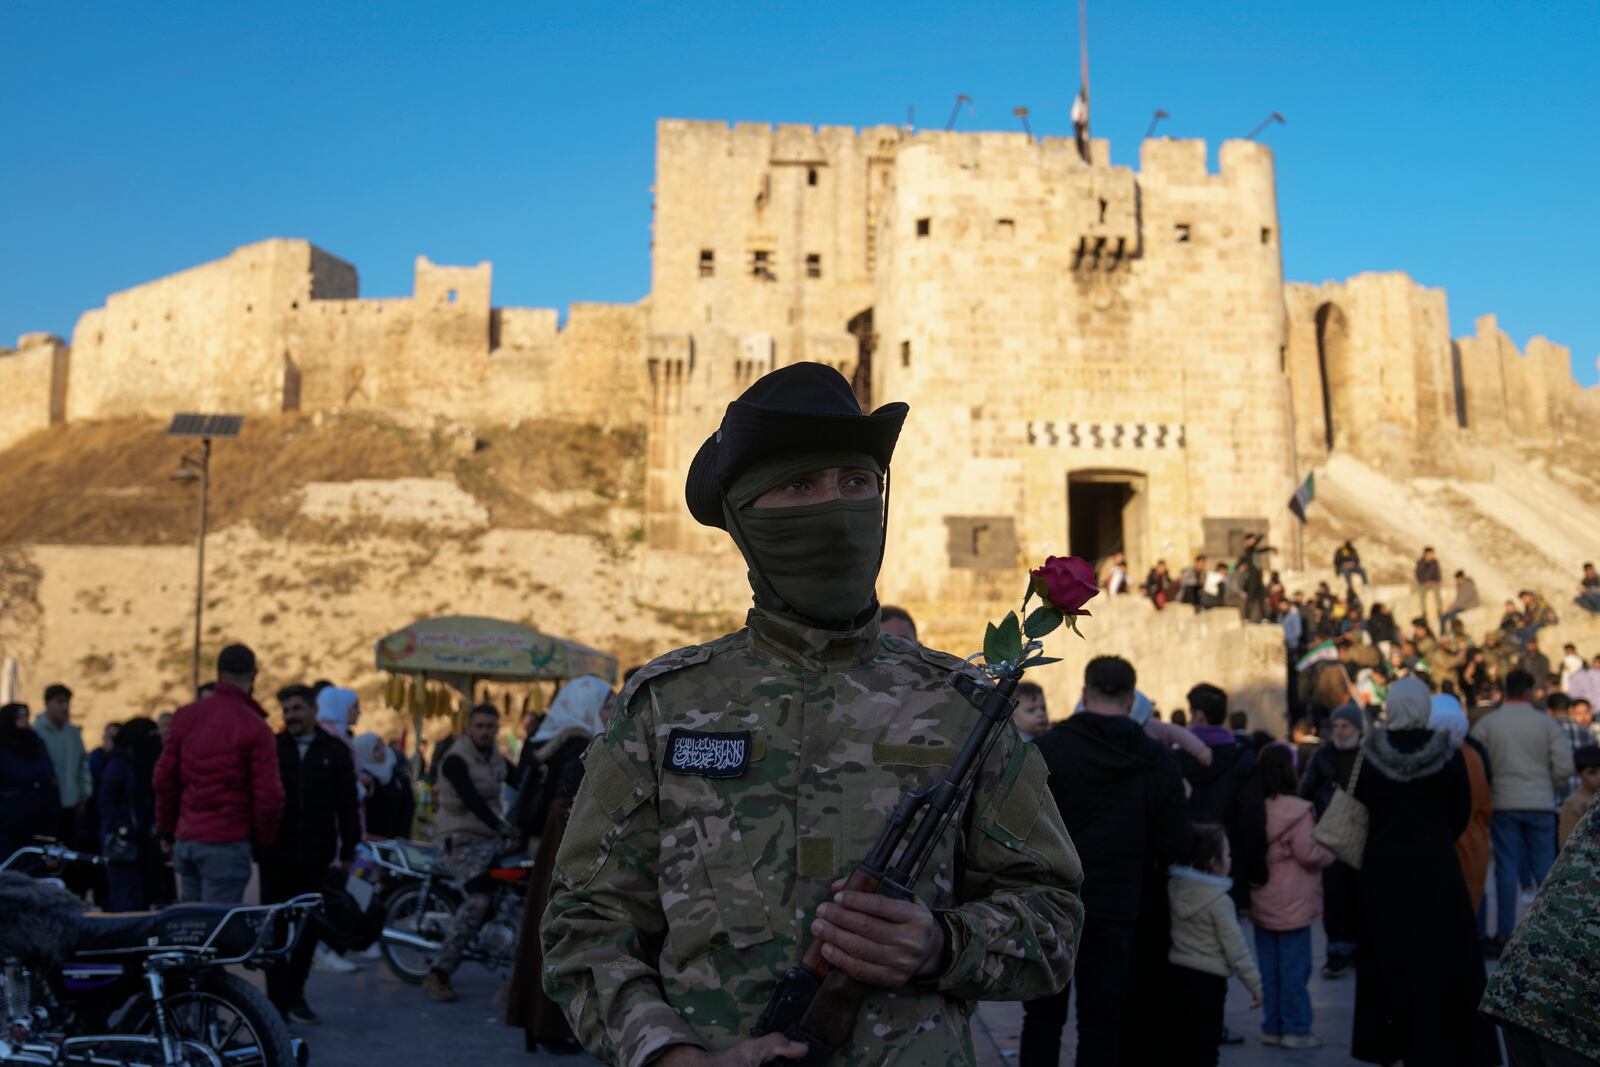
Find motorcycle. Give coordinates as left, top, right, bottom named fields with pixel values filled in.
left=0, top=844, right=318, bottom=1067
left=357, top=839, right=529, bottom=983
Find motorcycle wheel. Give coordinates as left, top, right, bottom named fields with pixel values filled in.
left=381, top=882, right=462, bottom=984
left=126, top=971, right=300, bottom=1067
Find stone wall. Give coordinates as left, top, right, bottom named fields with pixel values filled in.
left=649, top=119, right=892, bottom=350
left=873, top=134, right=1294, bottom=653
left=1453, top=314, right=1576, bottom=441
left=0, top=333, right=69, bottom=450
left=1284, top=273, right=1457, bottom=467
left=48, top=238, right=642, bottom=430
left=67, top=239, right=333, bottom=421
left=1025, top=595, right=1292, bottom=732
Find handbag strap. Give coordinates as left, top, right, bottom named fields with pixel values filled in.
left=1345, top=747, right=1365, bottom=794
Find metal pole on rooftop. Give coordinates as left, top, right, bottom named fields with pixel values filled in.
left=1079, top=0, right=1090, bottom=110
left=192, top=436, right=211, bottom=692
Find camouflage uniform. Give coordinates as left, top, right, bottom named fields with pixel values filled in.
left=1480, top=798, right=1600, bottom=1061
left=435, top=836, right=500, bottom=974
left=542, top=608, right=1084, bottom=1067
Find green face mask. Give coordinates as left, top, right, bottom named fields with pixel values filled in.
left=722, top=453, right=886, bottom=627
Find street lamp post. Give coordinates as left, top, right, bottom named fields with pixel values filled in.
left=167, top=414, right=243, bottom=693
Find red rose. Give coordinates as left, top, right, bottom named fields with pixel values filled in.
left=1031, top=556, right=1099, bottom=615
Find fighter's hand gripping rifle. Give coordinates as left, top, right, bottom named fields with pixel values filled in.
left=753, top=556, right=1099, bottom=1065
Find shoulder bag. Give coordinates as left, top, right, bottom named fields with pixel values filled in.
left=1311, top=748, right=1368, bottom=869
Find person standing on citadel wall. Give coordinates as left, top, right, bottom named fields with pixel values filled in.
left=541, top=362, right=1085, bottom=1067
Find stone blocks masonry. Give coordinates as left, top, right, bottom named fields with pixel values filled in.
left=4, top=118, right=1595, bottom=706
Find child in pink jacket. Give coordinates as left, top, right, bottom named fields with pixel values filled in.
left=1250, top=744, right=1335, bottom=1050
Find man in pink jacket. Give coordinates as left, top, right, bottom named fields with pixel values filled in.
left=154, top=644, right=284, bottom=903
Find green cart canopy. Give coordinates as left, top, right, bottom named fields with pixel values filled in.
left=375, top=615, right=617, bottom=689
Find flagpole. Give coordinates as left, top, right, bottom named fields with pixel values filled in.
left=1285, top=375, right=1305, bottom=571
left=1079, top=0, right=1090, bottom=120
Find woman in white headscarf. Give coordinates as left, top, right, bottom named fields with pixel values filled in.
left=1430, top=693, right=1492, bottom=914
left=315, top=686, right=359, bottom=740
left=1350, top=677, right=1497, bottom=1066
left=355, top=731, right=414, bottom=838
left=506, top=674, right=614, bottom=1054
left=314, top=685, right=365, bottom=834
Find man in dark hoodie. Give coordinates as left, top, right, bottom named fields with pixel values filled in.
left=1177, top=683, right=1268, bottom=915
left=1022, top=656, right=1193, bottom=1067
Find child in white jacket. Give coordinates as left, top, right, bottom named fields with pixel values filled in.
left=1168, top=823, right=1263, bottom=1066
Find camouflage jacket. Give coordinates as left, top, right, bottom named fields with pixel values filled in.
left=1480, top=798, right=1600, bottom=1060
left=541, top=608, right=1084, bottom=1067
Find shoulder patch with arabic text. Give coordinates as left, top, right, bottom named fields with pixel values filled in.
left=662, top=728, right=752, bottom=778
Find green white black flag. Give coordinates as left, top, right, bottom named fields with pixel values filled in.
left=1289, top=472, right=1315, bottom=523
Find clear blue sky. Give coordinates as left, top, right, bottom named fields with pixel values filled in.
left=5, top=1, right=1596, bottom=384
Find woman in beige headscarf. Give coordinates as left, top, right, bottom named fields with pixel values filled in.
left=504, top=675, right=614, bottom=1055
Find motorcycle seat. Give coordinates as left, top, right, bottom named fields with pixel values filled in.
left=74, top=904, right=238, bottom=953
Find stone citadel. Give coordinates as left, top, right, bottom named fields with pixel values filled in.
left=5, top=119, right=1595, bottom=716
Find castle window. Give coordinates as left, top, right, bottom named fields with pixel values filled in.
left=900, top=340, right=912, bottom=367
left=1175, top=223, right=1191, bottom=243
left=751, top=250, right=775, bottom=281
left=699, top=249, right=715, bottom=277
left=995, top=218, right=1015, bottom=239
left=806, top=253, right=822, bottom=279
left=807, top=167, right=818, bottom=186
left=916, top=218, right=931, bottom=237
left=1098, top=198, right=1108, bottom=223
left=447, top=289, right=457, bottom=304
left=1260, top=227, right=1272, bottom=245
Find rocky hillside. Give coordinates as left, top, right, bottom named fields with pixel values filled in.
left=0, top=414, right=749, bottom=737
left=3, top=414, right=1598, bottom=739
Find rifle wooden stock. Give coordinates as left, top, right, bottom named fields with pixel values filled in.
left=796, top=967, right=870, bottom=1049
left=798, top=865, right=880, bottom=974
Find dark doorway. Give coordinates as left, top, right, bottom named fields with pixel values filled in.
left=282, top=352, right=302, bottom=413
left=847, top=307, right=875, bottom=410
left=1068, top=471, right=1145, bottom=573
left=1450, top=341, right=1469, bottom=428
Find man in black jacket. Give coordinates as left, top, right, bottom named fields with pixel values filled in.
left=1021, top=657, right=1192, bottom=1067
left=260, top=684, right=361, bottom=1023
left=1177, top=683, right=1268, bottom=914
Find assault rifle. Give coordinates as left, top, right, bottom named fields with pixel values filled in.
left=752, top=669, right=1022, bottom=1064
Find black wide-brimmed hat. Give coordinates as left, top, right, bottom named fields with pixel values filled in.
left=685, top=362, right=909, bottom=529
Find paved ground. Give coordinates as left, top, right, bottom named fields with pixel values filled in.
left=262, top=872, right=1520, bottom=1066
left=973, top=922, right=1355, bottom=1066
left=280, top=930, right=1355, bottom=1067
left=289, top=953, right=597, bottom=1065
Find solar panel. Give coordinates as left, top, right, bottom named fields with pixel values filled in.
left=166, top=414, right=244, bottom=439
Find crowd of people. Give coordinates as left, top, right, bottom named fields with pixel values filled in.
left=1004, top=651, right=1597, bottom=1067
left=3, top=608, right=1596, bottom=1065
left=0, top=641, right=619, bottom=1056
left=1032, top=538, right=1600, bottom=1065
left=6, top=358, right=1600, bottom=1067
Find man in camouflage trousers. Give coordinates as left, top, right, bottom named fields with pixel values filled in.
left=423, top=703, right=513, bottom=1003
left=543, top=363, right=1084, bottom=1067
left=1480, top=797, right=1600, bottom=1065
